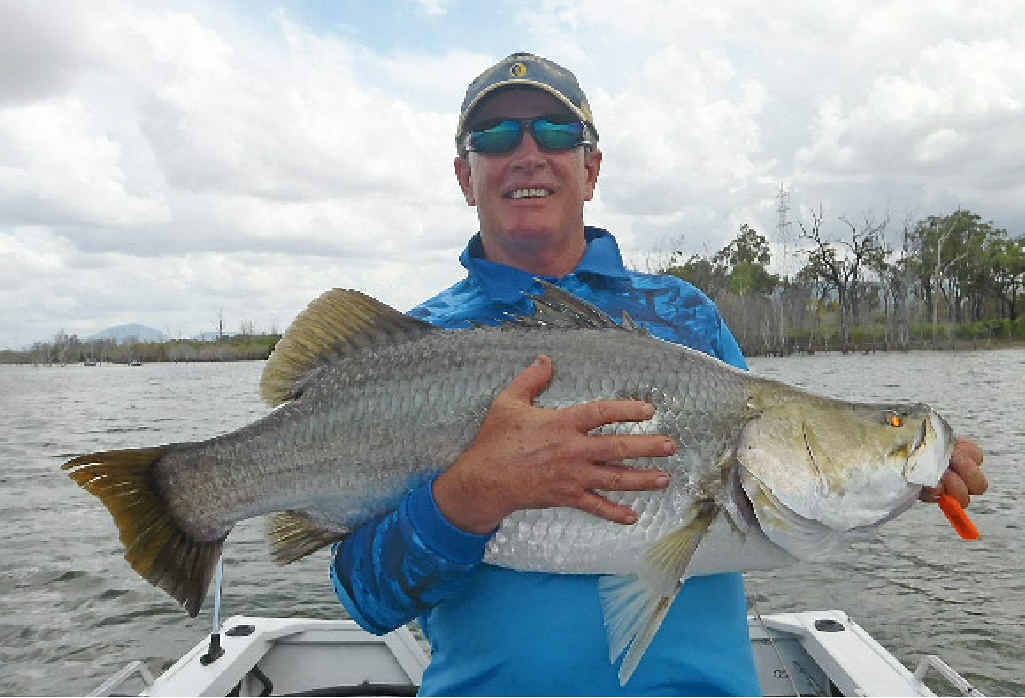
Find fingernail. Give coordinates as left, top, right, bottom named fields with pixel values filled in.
left=656, top=475, right=669, bottom=488
left=625, top=513, right=638, bottom=524
left=663, top=439, right=675, bottom=455
left=643, top=403, right=655, bottom=417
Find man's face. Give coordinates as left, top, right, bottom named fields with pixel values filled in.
left=454, top=87, right=601, bottom=267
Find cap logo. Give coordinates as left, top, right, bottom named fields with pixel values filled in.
left=509, top=62, right=528, bottom=78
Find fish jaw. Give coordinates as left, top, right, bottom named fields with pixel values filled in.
left=904, top=410, right=955, bottom=486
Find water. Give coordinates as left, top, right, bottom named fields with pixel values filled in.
left=0, top=351, right=1022, bottom=695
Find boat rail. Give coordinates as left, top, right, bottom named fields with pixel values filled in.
left=89, top=610, right=985, bottom=697
left=913, top=655, right=984, bottom=697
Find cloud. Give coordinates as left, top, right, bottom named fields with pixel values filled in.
left=0, top=97, right=170, bottom=228
left=412, top=0, right=452, bottom=17
left=3, top=0, right=1025, bottom=349
left=596, top=46, right=772, bottom=217
left=0, top=0, right=98, bottom=105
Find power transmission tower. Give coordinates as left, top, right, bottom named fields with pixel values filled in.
left=776, top=182, right=793, bottom=280
left=775, top=183, right=793, bottom=352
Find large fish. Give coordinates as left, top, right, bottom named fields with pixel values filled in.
left=63, top=283, right=955, bottom=684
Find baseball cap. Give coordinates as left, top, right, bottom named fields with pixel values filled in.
left=456, top=52, right=598, bottom=146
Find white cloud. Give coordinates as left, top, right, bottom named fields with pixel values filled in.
left=0, top=97, right=170, bottom=228
left=594, top=45, right=772, bottom=227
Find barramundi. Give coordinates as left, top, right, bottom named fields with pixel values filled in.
left=63, top=283, right=956, bottom=685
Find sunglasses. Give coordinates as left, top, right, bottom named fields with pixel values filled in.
left=463, top=116, right=595, bottom=155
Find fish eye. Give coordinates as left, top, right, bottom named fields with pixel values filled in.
left=887, top=414, right=903, bottom=428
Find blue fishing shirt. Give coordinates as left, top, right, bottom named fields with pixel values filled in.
left=330, top=227, right=761, bottom=696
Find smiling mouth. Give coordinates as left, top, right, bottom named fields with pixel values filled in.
left=505, top=187, right=553, bottom=199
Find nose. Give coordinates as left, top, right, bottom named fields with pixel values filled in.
left=509, top=126, right=547, bottom=171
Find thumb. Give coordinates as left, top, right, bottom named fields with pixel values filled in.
left=503, top=355, right=554, bottom=405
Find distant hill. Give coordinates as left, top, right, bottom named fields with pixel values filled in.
left=88, top=324, right=167, bottom=344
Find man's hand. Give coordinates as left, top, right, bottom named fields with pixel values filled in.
left=920, top=439, right=987, bottom=506
left=432, top=355, right=674, bottom=535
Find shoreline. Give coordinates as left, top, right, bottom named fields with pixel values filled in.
left=4, top=340, right=1024, bottom=366
left=741, top=338, right=1025, bottom=358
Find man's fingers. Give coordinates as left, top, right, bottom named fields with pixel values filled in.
left=585, top=464, right=670, bottom=492
left=950, top=451, right=988, bottom=495
left=921, top=438, right=987, bottom=504
left=566, top=400, right=656, bottom=432
left=952, top=439, right=984, bottom=467
left=939, top=470, right=971, bottom=508
left=581, top=434, right=675, bottom=463
left=502, top=355, right=554, bottom=404
left=574, top=491, right=641, bottom=525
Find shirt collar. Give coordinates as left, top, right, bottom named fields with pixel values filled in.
left=459, top=227, right=629, bottom=303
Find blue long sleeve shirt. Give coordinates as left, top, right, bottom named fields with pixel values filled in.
left=331, top=227, right=761, bottom=696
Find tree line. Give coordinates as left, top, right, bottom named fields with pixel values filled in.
left=653, top=208, right=1025, bottom=355
left=0, top=331, right=280, bottom=365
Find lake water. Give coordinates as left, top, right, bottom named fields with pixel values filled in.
left=1, top=349, right=1022, bottom=695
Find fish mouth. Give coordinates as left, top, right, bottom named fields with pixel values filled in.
left=904, top=412, right=955, bottom=487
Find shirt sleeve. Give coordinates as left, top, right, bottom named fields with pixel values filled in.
left=330, top=476, right=493, bottom=635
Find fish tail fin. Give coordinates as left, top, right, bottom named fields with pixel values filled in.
left=599, top=502, right=718, bottom=686
left=62, top=446, right=224, bottom=616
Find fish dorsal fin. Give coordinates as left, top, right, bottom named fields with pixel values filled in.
left=516, top=279, right=648, bottom=333
left=261, top=289, right=437, bottom=406
left=523, top=279, right=620, bottom=329
left=620, top=310, right=641, bottom=333
left=267, top=510, right=349, bottom=564
left=599, top=502, right=719, bottom=685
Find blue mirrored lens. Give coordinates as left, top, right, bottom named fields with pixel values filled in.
left=468, top=120, right=523, bottom=153
left=467, top=118, right=586, bottom=154
left=533, top=119, right=584, bottom=150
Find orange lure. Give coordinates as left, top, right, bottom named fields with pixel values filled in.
left=938, top=494, right=980, bottom=540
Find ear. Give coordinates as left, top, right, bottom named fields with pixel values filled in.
left=454, top=156, right=476, bottom=206
left=582, top=148, right=602, bottom=201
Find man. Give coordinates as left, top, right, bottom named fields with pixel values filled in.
left=330, top=52, right=987, bottom=695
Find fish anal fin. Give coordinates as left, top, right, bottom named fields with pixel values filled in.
left=268, top=510, right=349, bottom=564
left=260, top=289, right=438, bottom=407
left=599, top=502, right=719, bottom=686
left=62, top=446, right=225, bottom=617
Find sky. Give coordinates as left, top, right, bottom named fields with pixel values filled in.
left=3, top=0, right=1025, bottom=349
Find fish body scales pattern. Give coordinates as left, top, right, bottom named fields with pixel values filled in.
left=158, top=325, right=756, bottom=565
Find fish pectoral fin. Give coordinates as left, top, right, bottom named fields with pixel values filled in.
left=260, top=289, right=438, bottom=407
left=598, top=502, right=718, bottom=686
left=267, top=511, right=349, bottom=565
